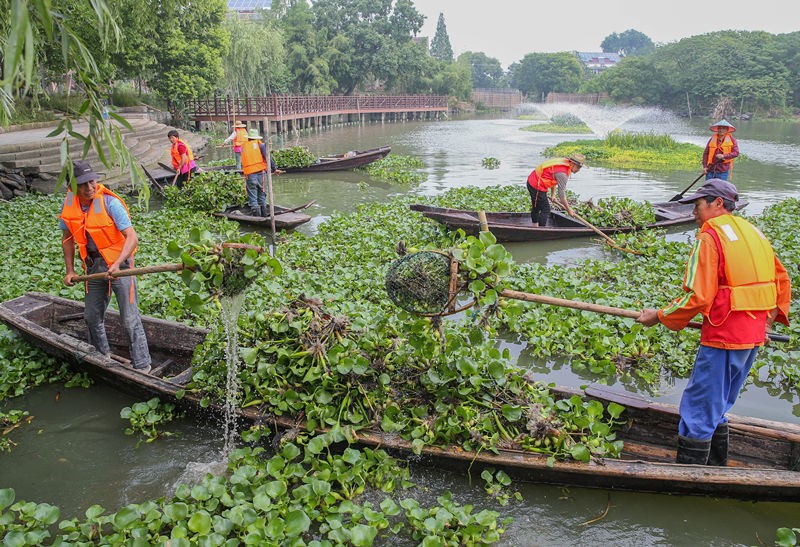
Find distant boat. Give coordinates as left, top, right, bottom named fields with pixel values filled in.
left=279, top=145, right=391, bottom=173
left=213, top=201, right=316, bottom=229
left=1, top=292, right=798, bottom=502
left=410, top=201, right=722, bottom=243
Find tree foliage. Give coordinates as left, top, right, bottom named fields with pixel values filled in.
left=429, top=13, right=453, bottom=63
left=600, top=29, right=654, bottom=56
left=147, top=0, right=229, bottom=108
left=458, top=51, right=506, bottom=88
left=509, top=53, right=583, bottom=100
left=222, top=17, right=288, bottom=97
left=0, top=0, right=147, bottom=196
left=311, top=0, right=424, bottom=95
left=589, top=30, right=798, bottom=116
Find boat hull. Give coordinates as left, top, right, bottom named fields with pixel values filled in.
left=1, top=292, right=798, bottom=501
left=409, top=202, right=699, bottom=242
left=282, top=146, right=391, bottom=173
left=212, top=202, right=313, bottom=229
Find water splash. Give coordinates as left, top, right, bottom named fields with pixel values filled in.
left=219, top=292, right=246, bottom=455
left=520, top=102, right=671, bottom=138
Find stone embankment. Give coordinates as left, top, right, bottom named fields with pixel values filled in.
left=0, top=107, right=206, bottom=199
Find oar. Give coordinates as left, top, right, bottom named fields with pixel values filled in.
left=569, top=210, right=643, bottom=256
left=546, top=196, right=641, bottom=255
left=158, top=161, right=176, bottom=174
left=72, top=263, right=184, bottom=283
left=669, top=172, right=705, bottom=202
left=274, top=199, right=316, bottom=216
left=498, top=288, right=789, bottom=343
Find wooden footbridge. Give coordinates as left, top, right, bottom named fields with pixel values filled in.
left=185, top=94, right=449, bottom=134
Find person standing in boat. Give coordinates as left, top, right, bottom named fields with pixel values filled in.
left=525, top=154, right=584, bottom=226
left=241, top=128, right=283, bottom=217
left=59, top=160, right=152, bottom=374
left=167, top=129, right=198, bottom=189
left=221, top=121, right=248, bottom=171
left=636, top=178, right=790, bottom=466
left=703, top=120, right=739, bottom=180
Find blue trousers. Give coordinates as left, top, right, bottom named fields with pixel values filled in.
left=246, top=171, right=267, bottom=208
left=705, top=170, right=730, bottom=180
left=84, top=256, right=151, bottom=370
left=678, top=345, right=758, bottom=439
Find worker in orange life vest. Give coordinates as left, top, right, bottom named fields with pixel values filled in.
left=703, top=120, right=739, bottom=181
left=221, top=121, right=248, bottom=170
left=167, top=129, right=197, bottom=189
left=637, top=178, right=790, bottom=466
left=526, top=154, right=584, bottom=226
left=59, top=160, right=152, bottom=373
left=240, top=128, right=284, bottom=216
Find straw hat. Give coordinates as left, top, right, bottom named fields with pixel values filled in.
left=709, top=119, right=736, bottom=133
left=246, top=128, right=263, bottom=140
left=234, top=121, right=246, bottom=128
left=567, top=153, right=586, bottom=167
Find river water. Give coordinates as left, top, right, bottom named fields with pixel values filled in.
left=2, top=106, right=799, bottom=545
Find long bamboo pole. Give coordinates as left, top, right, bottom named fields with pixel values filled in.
left=72, top=263, right=184, bottom=283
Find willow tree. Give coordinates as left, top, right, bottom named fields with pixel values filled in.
left=1, top=0, right=145, bottom=192
left=223, top=17, right=288, bottom=97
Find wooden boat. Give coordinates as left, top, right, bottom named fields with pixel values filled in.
left=410, top=201, right=711, bottom=242
left=212, top=200, right=315, bottom=229
left=280, top=145, right=391, bottom=173
left=1, top=292, right=798, bottom=501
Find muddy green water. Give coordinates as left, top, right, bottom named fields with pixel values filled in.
left=2, top=108, right=799, bottom=545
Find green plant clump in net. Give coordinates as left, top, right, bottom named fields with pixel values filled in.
left=385, top=251, right=452, bottom=314
left=167, top=228, right=281, bottom=311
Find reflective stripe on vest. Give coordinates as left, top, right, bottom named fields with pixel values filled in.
left=705, top=214, right=776, bottom=311
left=170, top=138, right=196, bottom=172
left=233, top=128, right=248, bottom=148
left=707, top=134, right=735, bottom=166
left=59, top=184, right=133, bottom=265
left=241, top=140, right=267, bottom=176
left=527, top=158, right=571, bottom=191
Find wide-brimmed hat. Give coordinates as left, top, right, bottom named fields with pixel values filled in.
left=709, top=119, right=736, bottom=132
left=567, top=153, right=586, bottom=167
left=72, top=160, right=99, bottom=184
left=246, top=128, right=262, bottom=140
left=234, top=121, right=246, bottom=128
left=678, top=178, right=738, bottom=204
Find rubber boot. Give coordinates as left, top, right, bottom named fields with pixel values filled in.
left=676, top=435, right=711, bottom=465
left=245, top=205, right=258, bottom=216
left=707, top=423, right=729, bottom=466
left=260, top=204, right=269, bottom=217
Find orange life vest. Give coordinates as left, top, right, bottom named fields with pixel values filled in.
left=241, top=140, right=267, bottom=176
left=527, top=158, right=572, bottom=191
left=233, top=128, right=248, bottom=148
left=704, top=214, right=777, bottom=312
left=170, top=138, right=196, bottom=173
left=706, top=134, right=736, bottom=167
left=59, top=184, right=134, bottom=266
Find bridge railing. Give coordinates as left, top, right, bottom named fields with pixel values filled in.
left=186, top=94, right=449, bottom=118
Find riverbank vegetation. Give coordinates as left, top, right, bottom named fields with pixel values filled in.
left=545, top=131, right=706, bottom=170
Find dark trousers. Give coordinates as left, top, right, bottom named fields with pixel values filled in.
left=527, top=185, right=550, bottom=225
left=175, top=166, right=198, bottom=189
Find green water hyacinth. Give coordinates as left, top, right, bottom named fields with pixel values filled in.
left=167, top=228, right=281, bottom=312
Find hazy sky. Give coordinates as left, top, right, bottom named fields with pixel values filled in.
left=412, top=0, right=799, bottom=68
